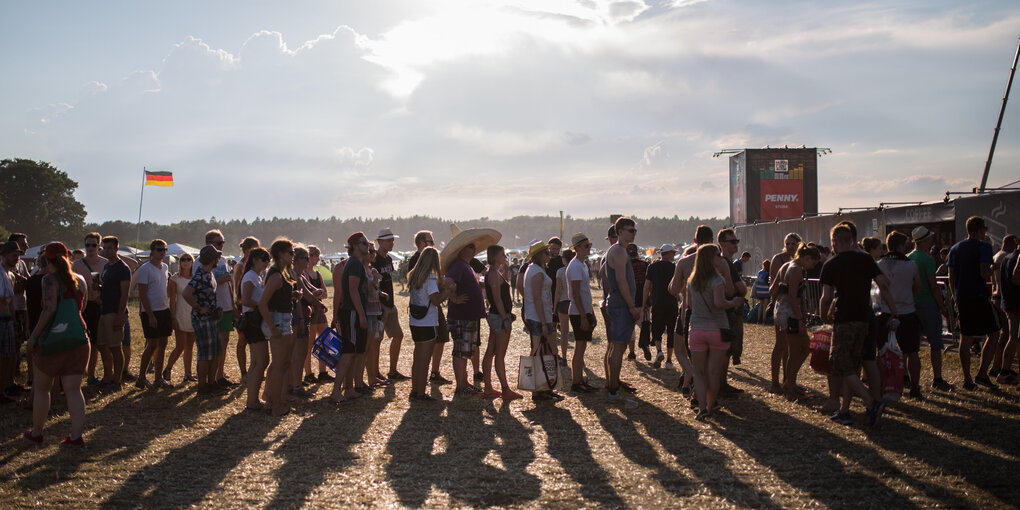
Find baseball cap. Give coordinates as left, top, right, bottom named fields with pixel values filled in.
left=660, top=243, right=676, bottom=254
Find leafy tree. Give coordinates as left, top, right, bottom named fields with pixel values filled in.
left=0, top=158, right=87, bottom=244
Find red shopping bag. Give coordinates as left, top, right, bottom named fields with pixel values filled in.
left=878, top=331, right=905, bottom=401
left=809, top=326, right=832, bottom=375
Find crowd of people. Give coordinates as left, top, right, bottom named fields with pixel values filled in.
left=2, top=213, right=1018, bottom=444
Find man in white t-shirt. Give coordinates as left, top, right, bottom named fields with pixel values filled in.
left=135, top=239, right=172, bottom=389
left=567, top=232, right=598, bottom=392
left=206, top=229, right=237, bottom=387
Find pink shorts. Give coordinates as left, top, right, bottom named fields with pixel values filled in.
left=689, top=329, right=729, bottom=352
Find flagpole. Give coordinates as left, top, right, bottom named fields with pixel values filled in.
left=137, top=166, right=146, bottom=248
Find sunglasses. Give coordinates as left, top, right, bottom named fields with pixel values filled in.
left=153, top=247, right=167, bottom=252
left=85, top=243, right=98, bottom=248
left=180, top=258, right=193, bottom=262
left=722, top=239, right=740, bottom=244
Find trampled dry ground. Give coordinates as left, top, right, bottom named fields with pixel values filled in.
left=2, top=287, right=1019, bottom=509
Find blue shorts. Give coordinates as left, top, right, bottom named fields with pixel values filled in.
left=915, top=302, right=944, bottom=351
left=524, top=319, right=554, bottom=337
left=606, top=307, right=635, bottom=345
left=487, top=313, right=512, bottom=334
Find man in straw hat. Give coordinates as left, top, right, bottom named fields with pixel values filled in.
left=441, top=224, right=500, bottom=395
left=907, top=226, right=953, bottom=391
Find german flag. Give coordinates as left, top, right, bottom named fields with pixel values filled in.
left=145, top=170, right=174, bottom=187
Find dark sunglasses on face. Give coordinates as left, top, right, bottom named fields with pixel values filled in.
left=153, top=247, right=167, bottom=252
left=85, top=243, right=98, bottom=248
left=181, top=258, right=193, bottom=262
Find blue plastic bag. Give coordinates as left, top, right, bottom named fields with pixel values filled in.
left=312, top=327, right=343, bottom=372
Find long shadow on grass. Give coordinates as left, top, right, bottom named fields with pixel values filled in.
left=708, top=393, right=970, bottom=509
left=579, top=397, right=778, bottom=507
left=12, top=388, right=233, bottom=492
left=266, top=395, right=386, bottom=508
left=386, top=398, right=541, bottom=508
left=100, top=408, right=276, bottom=508
left=522, top=402, right=627, bottom=507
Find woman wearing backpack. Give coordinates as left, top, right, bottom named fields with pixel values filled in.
left=23, top=243, right=89, bottom=445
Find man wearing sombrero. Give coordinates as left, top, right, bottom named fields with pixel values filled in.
left=441, top=225, right=501, bottom=394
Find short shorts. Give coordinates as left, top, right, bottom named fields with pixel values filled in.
left=486, top=313, right=513, bottom=334
left=569, top=313, right=596, bottom=342
left=410, top=325, right=438, bottom=343
left=957, top=298, right=1001, bottom=337
left=525, top=319, right=555, bottom=337
left=97, top=313, right=125, bottom=347
left=556, top=300, right=570, bottom=315
left=217, top=311, right=235, bottom=334
left=338, top=309, right=368, bottom=354
left=449, top=319, right=480, bottom=359
left=261, top=311, right=294, bottom=338
left=139, top=309, right=173, bottom=339
left=830, top=321, right=867, bottom=378
left=367, top=315, right=383, bottom=335
left=689, top=328, right=728, bottom=352
left=242, top=311, right=267, bottom=343
left=192, top=316, right=222, bottom=361
left=606, top=307, right=635, bottom=345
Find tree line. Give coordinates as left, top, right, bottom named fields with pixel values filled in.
left=3, top=158, right=728, bottom=254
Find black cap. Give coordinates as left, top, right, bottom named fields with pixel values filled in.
left=1, top=241, right=23, bottom=255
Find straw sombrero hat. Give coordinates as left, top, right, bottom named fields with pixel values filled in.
left=440, top=223, right=501, bottom=273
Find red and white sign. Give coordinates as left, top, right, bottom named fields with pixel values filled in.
left=760, top=179, right=804, bottom=220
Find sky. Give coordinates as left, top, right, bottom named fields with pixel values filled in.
left=2, top=0, right=1019, bottom=224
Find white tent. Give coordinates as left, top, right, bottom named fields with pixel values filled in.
left=138, top=242, right=202, bottom=258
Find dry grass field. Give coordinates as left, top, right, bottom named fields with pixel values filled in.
left=2, top=286, right=1019, bottom=509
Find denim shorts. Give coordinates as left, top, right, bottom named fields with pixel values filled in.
left=487, top=313, right=513, bottom=334
left=524, top=319, right=554, bottom=337
left=606, top=307, right=635, bottom=345
left=261, top=311, right=294, bottom=338
left=914, top=302, right=944, bottom=350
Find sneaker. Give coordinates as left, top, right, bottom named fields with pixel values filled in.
left=931, top=379, right=954, bottom=391
left=867, top=400, right=885, bottom=426
left=59, top=435, right=84, bottom=446
left=548, top=391, right=565, bottom=402
left=134, top=378, right=153, bottom=390
left=962, top=381, right=977, bottom=391
left=996, top=370, right=1018, bottom=385
left=642, top=346, right=652, bottom=361
left=607, top=390, right=623, bottom=403
left=317, top=372, right=335, bottom=382
left=974, top=375, right=997, bottom=388
left=154, top=378, right=174, bottom=390
left=23, top=430, right=43, bottom=444
left=652, top=352, right=664, bottom=369
left=830, top=411, right=853, bottom=425
left=626, top=352, right=637, bottom=361
left=665, top=361, right=675, bottom=371
left=430, top=372, right=452, bottom=385
left=87, top=377, right=102, bottom=387
left=387, top=371, right=409, bottom=381
left=183, top=375, right=198, bottom=383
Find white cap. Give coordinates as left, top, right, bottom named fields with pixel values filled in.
left=659, top=243, right=676, bottom=253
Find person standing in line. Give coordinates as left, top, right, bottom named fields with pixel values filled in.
left=303, top=245, right=333, bottom=383
left=374, top=229, right=408, bottom=382
left=553, top=249, right=575, bottom=361
left=240, top=247, right=270, bottom=411
left=286, top=246, right=317, bottom=399
left=258, top=239, right=299, bottom=415
left=0, top=242, right=24, bottom=399
left=330, top=233, right=372, bottom=404
left=72, top=232, right=107, bottom=386
left=908, top=226, right=953, bottom=391
left=135, top=239, right=173, bottom=390
left=820, top=224, right=896, bottom=426
left=627, top=243, right=650, bottom=362
left=770, top=242, right=821, bottom=400
left=567, top=233, right=599, bottom=393
left=642, top=244, right=678, bottom=370
left=232, top=236, right=260, bottom=384
left=165, top=253, right=196, bottom=383
left=481, top=244, right=522, bottom=400
left=96, top=236, right=131, bottom=389
left=989, top=235, right=1017, bottom=381
left=184, top=245, right=227, bottom=397
left=947, top=216, right=1000, bottom=390
left=205, top=230, right=237, bottom=388
left=604, top=217, right=640, bottom=406
left=995, top=236, right=1020, bottom=389
left=598, top=226, right=619, bottom=350
left=23, top=243, right=90, bottom=445
left=7, top=234, right=30, bottom=394
left=752, top=259, right=772, bottom=324
left=687, top=244, right=744, bottom=419
left=523, top=241, right=564, bottom=402
left=715, top=228, right=747, bottom=396
left=877, top=231, right=923, bottom=398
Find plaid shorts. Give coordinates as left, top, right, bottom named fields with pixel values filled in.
left=0, top=317, right=16, bottom=358
left=830, top=321, right=867, bottom=378
left=449, top=319, right=480, bottom=359
left=192, top=316, right=223, bottom=361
